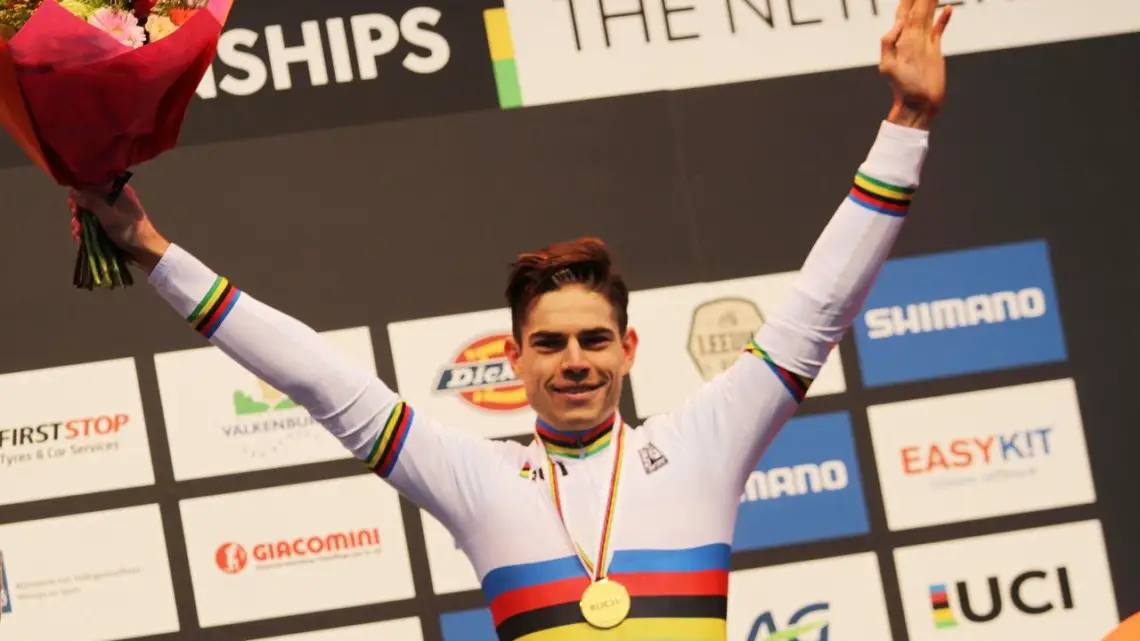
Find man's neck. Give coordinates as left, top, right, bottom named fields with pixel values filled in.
left=534, top=411, right=619, bottom=460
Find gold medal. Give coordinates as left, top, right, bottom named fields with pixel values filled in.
left=540, top=416, right=631, bottom=629
left=580, top=578, right=631, bottom=629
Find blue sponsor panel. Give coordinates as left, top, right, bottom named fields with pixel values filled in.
left=440, top=607, right=498, bottom=641
left=853, top=240, right=1068, bottom=387
left=732, top=412, right=869, bottom=551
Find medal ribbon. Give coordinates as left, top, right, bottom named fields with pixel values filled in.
left=543, top=420, right=625, bottom=582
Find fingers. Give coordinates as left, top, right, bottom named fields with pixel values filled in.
left=69, top=187, right=116, bottom=214
left=895, top=0, right=915, bottom=22
left=881, top=19, right=903, bottom=56
left=908, top=0, right=936, bottom=27
left=932, top=5, right=953, bottom=43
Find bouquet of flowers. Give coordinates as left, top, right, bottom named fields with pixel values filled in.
left=0, top=0, right=234, bottom=289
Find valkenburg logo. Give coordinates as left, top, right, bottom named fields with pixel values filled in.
left=221, top=377, right=322, bottom=459
left=435, top=334, right=529, bottom=412
left=197, top=8, right=450, bottom=100
left=215, top=528, right=382, bottom=574
left=688, top=298, right=763, bottom=381
left=0, top=414, right=129, bottom=468
left=234, top=378, right=297, bottom=416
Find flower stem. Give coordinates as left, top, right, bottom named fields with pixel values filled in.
left=74, top=208, right=134, bottom=290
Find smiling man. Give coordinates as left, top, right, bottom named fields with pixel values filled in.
left=72, top=1, right=952, bottom=638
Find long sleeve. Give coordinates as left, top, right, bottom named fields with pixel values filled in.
left=147, top=247, right=516, bottom=530
left=662, top=120, right=930, bottom=492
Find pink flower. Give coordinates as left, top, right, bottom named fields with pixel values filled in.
left=87, top=7, right=146, bottom=49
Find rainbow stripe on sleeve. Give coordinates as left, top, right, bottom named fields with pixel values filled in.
left=186, top=276, right=241, bottom=339
left=367, top=401, right=414, bottom=478
left=847, top=171, right=915, bottom=217
left=744, top=339, right=813, bottom=403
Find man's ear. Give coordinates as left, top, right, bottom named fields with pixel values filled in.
left=620, top=326, right=639, bottom=376
left=505, top=334, right=523, bottom=375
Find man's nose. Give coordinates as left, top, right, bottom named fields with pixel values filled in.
left=561, top=344, right=589, bottom=380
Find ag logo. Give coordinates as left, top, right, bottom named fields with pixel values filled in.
left=688, top=298, right=764, bottom=381
left=435, top=334, right=529, bottom=411
left=747, top=602, right=829, bottom=641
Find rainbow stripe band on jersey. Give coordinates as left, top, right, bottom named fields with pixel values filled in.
left=483, top=544, right=731, bottom=641
left=367, top=401, right=414, bottom=478
left=744, top=339, right=812, bottom=403
left=535, top=414, right=615, bottom=459
left=847, top=171, right=915, bottom=217
left=186, top=275, right=241, bottom=338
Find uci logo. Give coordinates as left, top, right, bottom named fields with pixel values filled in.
left=435, top=334, right=529, bottom=411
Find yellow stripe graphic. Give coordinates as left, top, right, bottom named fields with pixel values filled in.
left=484, top=8, right=514, bottom=61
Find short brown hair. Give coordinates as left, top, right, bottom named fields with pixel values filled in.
left=505, top=237, right=630, bottom=343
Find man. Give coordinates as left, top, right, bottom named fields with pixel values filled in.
left=73, top=1, right=952, bottom=638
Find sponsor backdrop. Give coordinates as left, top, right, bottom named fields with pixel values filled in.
left=0, top=1, right=1137, bottom=640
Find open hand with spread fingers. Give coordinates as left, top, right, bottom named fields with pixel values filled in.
left=879, top=0, right=953, bottom=129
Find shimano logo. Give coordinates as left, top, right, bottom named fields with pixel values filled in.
left=864, top=287, right=1047, bottom=340
left=741, top=460, right=848, bottom=502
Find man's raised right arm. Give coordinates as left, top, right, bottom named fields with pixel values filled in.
left=70, top=187, right=501, bottom=532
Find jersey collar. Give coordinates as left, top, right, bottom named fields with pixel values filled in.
left=534, top=411, right=618, bottom=460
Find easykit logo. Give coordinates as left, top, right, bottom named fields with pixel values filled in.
left=733, top=412, right=868, bottom=551
left=196, top=7, right=450, bottom=100
left=687, top=297, right=764, bottom=381
left=0, top=414, right=129, bottom=468
left=902, top=427, right=1053, bottom=484
left=853, top=240, right=1067, bottom=387
left=434, top=334, right=529, bottom=412
left=214, top=528, right=382, bottom=575
left=746, top=602, right=829, bottom=641
left=929, top=567, right=1073, bottom=630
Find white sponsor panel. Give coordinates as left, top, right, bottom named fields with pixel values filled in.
left=179, top=474, right=415, bottom=627
left=421, top=509, right=481, bottom=594
left=503, top=0, right=1140, bottom=107
left=0, top=504, right=179, bottom=640
left=388, top=307, right=535, bottom=440
left=894, top=520, right=1119, bottom=641
left=249, top=617, right=424, bottom=641
left=627, top=275, right=846, bottom=418
left=0, top=358, right=154, bottom=506
left=867, top=378, right=1096, bottom=530
left=727, top=552, right=892, bottom=641
left=154, top=326, right=376, bottom=481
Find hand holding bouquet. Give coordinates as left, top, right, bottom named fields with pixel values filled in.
left=0, top=0, right=234, bottom=290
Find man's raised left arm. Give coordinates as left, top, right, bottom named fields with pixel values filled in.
left=663, top=0, right=954, bottom=491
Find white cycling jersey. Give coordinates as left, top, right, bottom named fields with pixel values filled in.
left=149, top=120, right=929, bottom=641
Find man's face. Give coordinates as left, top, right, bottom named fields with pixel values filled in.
left=506, top=285, right=638, bottom=432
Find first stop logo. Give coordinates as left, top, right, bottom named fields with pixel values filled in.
left=0, top=414, right=129, bottom=458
